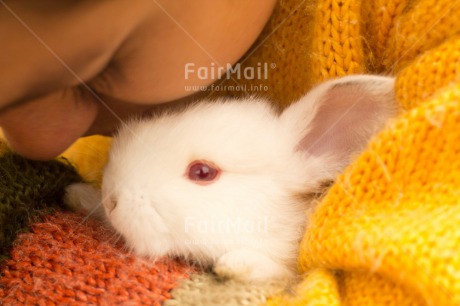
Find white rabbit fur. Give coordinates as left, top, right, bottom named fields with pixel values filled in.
left=66, top=75, right=396, bottom=282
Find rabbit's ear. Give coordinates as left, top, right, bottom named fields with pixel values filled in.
left=280, top=75, right=396, bottom=177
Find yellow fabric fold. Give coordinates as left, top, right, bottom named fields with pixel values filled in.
left=298, top=85, right=460, bottom=305
left=61, top=135, right=111, bottom=188
left=279, top=0, right=460, bottom=304
left=268, top=269, right=341, bottom=306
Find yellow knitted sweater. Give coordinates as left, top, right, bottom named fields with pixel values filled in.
left=63, top=0, right=460, bottom=304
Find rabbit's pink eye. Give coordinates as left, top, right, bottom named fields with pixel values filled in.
left=187, top=161, right=220, bottom=184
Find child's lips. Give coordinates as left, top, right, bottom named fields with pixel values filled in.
left=0, top=89, right=97, bottom=160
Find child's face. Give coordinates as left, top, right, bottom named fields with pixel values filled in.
left=0, top=0, right=277, bottom=160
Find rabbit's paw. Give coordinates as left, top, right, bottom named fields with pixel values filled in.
left=64, top=183, right=104, bottom=217
left=214, top=250, right=292, bottom=282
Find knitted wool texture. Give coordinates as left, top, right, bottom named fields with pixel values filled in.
left=0, top=145, right=81, bottom=256
left=1, top=0, right=459, bottom=304
left=0, top=212, right=195, bottom=305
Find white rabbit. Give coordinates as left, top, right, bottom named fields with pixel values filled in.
left=65, top=75, right=396, bottom=282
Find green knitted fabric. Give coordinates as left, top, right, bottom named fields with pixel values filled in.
left=0, top=149, right=82, bottom=257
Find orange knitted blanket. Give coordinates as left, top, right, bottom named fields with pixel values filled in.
left=1, top=0, right=460, bottom=305
left=0, top=212, right=195, bottom=305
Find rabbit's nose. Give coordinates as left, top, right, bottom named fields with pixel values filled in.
left=104, top=197, right=118, bottom=213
